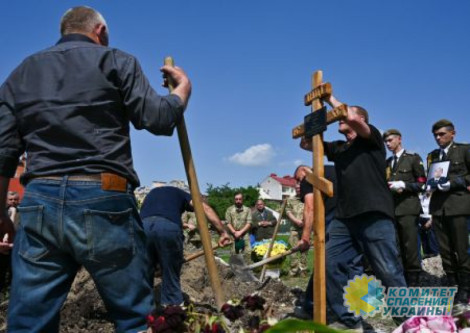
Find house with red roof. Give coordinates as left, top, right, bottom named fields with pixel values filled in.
left=258, top=173, right=296, bottom=201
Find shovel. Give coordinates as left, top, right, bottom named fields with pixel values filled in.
left=184, top=242, right=232, bottom=263
left=229, top=254, right=259, bottom=282
left=229, top=246, right=301, bottom=281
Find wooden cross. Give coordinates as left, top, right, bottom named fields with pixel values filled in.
left=291, top=71, right=347, bottom=323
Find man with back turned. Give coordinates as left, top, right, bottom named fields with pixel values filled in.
left=0, top=6, right=191, bottom=332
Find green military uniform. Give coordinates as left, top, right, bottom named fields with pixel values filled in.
left=286, top=197, right=308, bottom=276
left=427, top=142, right=470, bottom=292
left=386, top=149, right=426, bottom=286
left=225, top=205, right=252, bottom=254
left=251, top=208, right=277, bottom=241
left=182, top=211, right=201, bottom=248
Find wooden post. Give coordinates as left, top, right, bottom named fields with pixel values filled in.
left=311, top=71, right=327, bottom=324
left=291, top=71, right=347, bottom=324
left=164, top=57, right=225, bottom=309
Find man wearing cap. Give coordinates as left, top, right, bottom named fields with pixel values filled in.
left=383, top=129, right=426, bottom=286
left=427, top=119, right=470, bottom=311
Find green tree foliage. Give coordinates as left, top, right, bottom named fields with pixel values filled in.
left=206, top=184, right=260, bottom=219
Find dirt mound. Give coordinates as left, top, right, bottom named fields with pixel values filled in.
left=0, top=257, right=298, bottom=333
left=0, top=256, right=447, bottom=333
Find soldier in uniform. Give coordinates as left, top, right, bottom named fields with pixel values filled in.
left=286, top=187, right=308, bottom=277
left=383, top=129, right=426, bottom=286
left=225, top=193, right=252, bottom=254
left=427, top=119, right=470, bottom=311
left=182, top=211, right=201, bottom=249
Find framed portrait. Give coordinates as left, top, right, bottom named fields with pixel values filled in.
left=426, top=161, right=450, bottom=190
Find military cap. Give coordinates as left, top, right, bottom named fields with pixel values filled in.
left=382, top=129, right=402, bottom=140
left=432, top=119, right=454, bottom=132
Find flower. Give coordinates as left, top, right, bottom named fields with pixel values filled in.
left=221, top=303, right=244, bottom=321
left=203, top=322, right=226, bottom=333
left=147, top=305, right=187, bottom=333
left=251, top=240, right=289, bottom=264
left=148, top=315, right=172, bottom=333
left=242, top=295, right=266, bottom=311
left=393, top=316, right=457, bottom=333
left=162, top=305, right=187, bottom=330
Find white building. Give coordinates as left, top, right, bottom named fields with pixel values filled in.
left=258, top=173, right=296, bottom=201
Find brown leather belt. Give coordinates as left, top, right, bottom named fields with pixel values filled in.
left=32, top=173, right=128, bottom=192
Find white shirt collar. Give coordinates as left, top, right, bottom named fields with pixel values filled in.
left=395, top=148, right=405, bottom=159
left=442, top=142, right=453, bottom=154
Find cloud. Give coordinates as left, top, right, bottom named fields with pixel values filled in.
left=228, top=144, right=275, bottom=166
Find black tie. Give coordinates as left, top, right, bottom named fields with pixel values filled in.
left=441, top=150, right=447, bottom=161
left=392, top=155, right=398, bottom=173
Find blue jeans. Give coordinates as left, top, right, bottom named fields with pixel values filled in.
left=143, top=216, right=184, bottom=306
left=7, top=178, right=155, bottom=333
left=303, top=211, right=363, bottom=316
left=326, top=213, right=406, bottom=327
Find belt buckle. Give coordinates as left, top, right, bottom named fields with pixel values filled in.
left=101, top=173, right=127, bottom=192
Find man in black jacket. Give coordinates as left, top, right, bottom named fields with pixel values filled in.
left=0, top=6, right=191, bottom=332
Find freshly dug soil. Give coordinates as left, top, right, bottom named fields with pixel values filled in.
left=0, top=256, right=446, bottom=333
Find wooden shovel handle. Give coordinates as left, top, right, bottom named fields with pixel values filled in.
left=184, top=244, right=220, bottom=262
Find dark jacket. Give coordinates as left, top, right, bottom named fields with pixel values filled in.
left=0, top=34, right=184, bottom=187
left=427, top=143, right=470, bottom=216
left=251, top=209, right=277, bottom=241
left=386, top=150, right=426, bottom=216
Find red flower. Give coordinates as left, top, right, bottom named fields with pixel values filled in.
left=242, top=295, right=266, bottom=311
left=146, top=314, right=156, bottom=326
left=203, top=322, right=226, bottom=333
left=149, top=316, right=172, bottom=333
left=221, top=303, right=244, bottom=321
left=163, top=305, right=187, bottom=329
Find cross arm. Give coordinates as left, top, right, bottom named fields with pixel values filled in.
left=292, top=104, right=348, bottom=139
left=304, top=83, right=332, bottom=106
left=305, top=171, right=334, bottom=197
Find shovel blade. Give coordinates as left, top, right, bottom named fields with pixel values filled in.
left=229, top=254, right=259, bottom=282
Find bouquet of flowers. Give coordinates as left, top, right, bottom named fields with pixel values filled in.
left=251, top=240, right=289, bottom=266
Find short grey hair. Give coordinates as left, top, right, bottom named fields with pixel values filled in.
left=60, top=6, right=107, bottom=36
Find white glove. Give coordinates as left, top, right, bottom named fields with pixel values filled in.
left=389, top=181, right=406, bottom=191
left=437, top=181, right=451, bottom=192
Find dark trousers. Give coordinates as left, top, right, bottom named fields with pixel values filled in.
left=143, top=216, right=185, bottom=306
left=0, top=253, right=11, bottom=294
left=326, top=213, right=406, bottom=327
left=395, top=215, right=422, bottom=275
left=418, top=218, right=439, bottom=258
left=433, top=215, right=470, bottom=280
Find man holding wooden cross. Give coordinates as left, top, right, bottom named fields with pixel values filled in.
left=302, top=93, right=407, bottom=330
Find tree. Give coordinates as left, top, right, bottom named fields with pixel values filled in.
left=206, top=184, right=259, bottom=219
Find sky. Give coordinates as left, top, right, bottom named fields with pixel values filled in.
left=1, top=1, right=469, bottom=191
